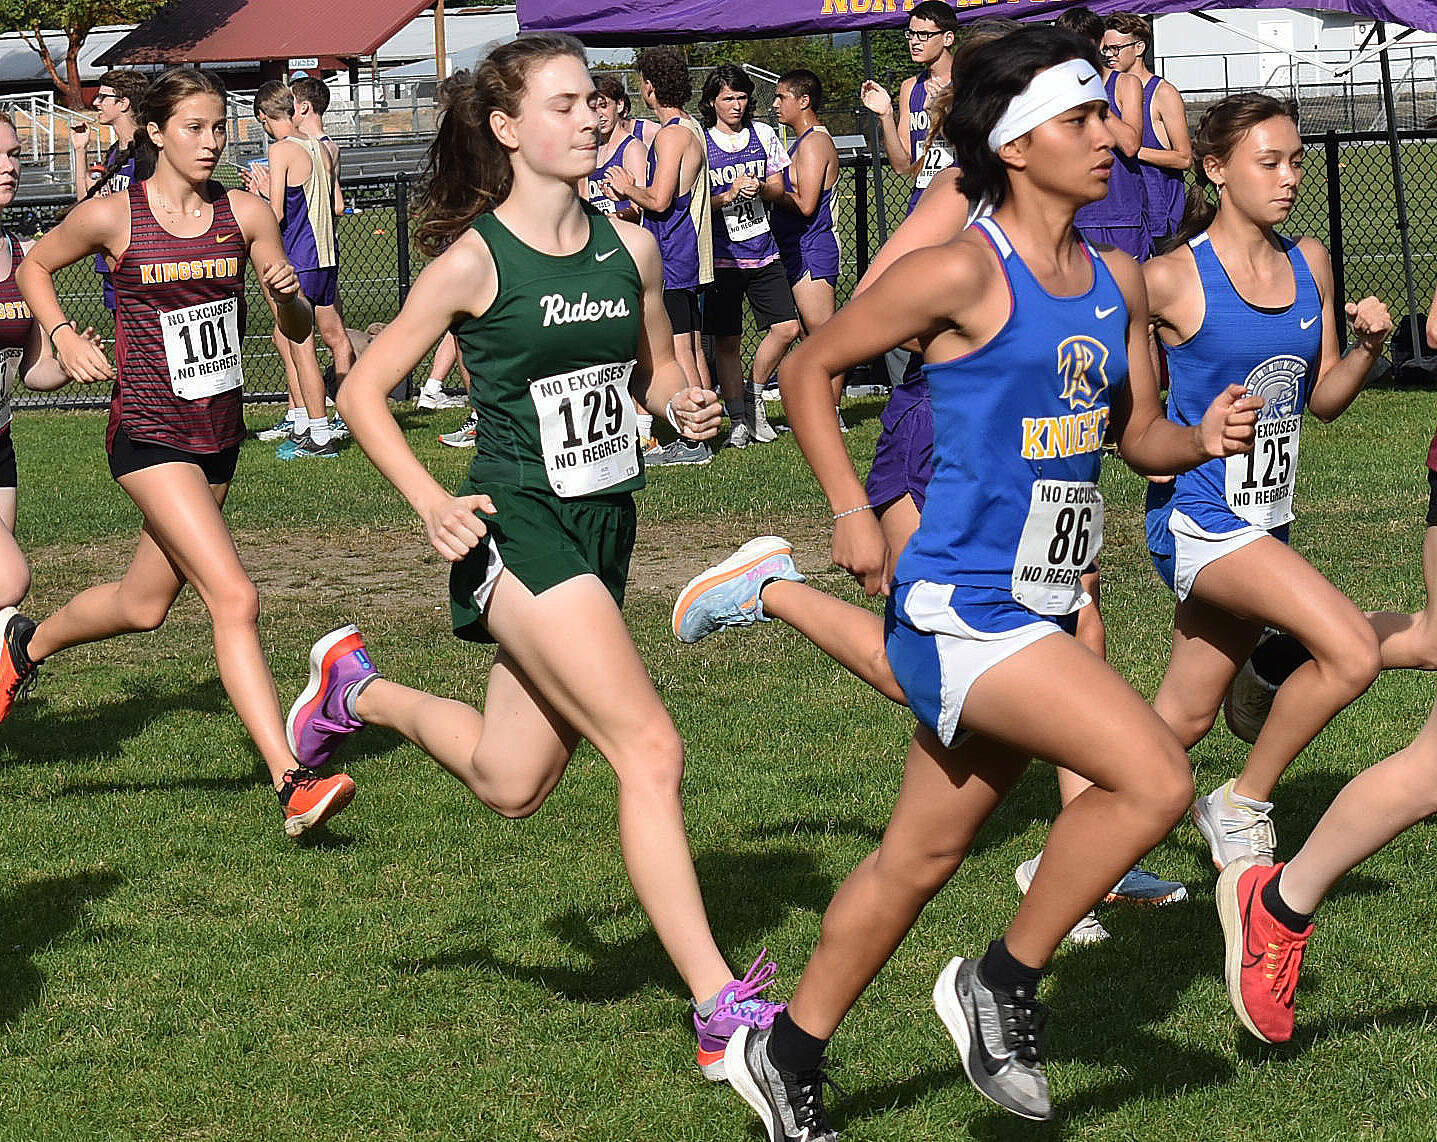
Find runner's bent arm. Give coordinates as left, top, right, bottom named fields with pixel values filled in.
left=1108, top=248, right=1259, bottom=472
left=335, top=234, right=498, bottom=560
left=780, top=241, right=979, bottom=594
left=231, top=189, right=313, bottom=344
left=15, top=195, right=125, bottom=383
left=1301, top=237, right=1392, bottom=422
left=1137, top=83, right=1192, bottom=171
left=854, top=167, right=969, bottom=296
left=1109, top=73, right=1144, bottom=157
left=860, top=79, right=915, bottom=174
left=618, top=222, right=719, bottom=439
left=611, top=126, right=685, bottom=213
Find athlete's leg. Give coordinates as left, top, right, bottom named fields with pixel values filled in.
left=271, top=323, right=303, bottom=416
left=1057, top=568, right=1105, bottom=806
left=284, top=331, right=331, bottom=426
left=314, top=302, right=355, bottom=387
left=671, top=331, right=704, bottom=391
left=784, top=632, right=1192, bottom=1037
left=1364, top=527, right=1437, bottom=670
left=714, top=333, right=745, bottom=408
left=1187, top=537, right=1381, bottom=801
left=750, top=319, right=801, bottom=391
left=357, top=570, right=734, bottom=999
left=1152, top=593, right=1263, bottom=749
left=0, top=488, right=30, bottom=607
left=28, top=465, right=299, bottom=782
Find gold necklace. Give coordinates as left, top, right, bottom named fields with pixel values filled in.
left=154, top=191, right=203, bottom=218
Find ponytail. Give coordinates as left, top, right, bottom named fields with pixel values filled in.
left=414, top=33, right=587, bottom=257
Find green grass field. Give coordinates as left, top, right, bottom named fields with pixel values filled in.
left=2, top=388, right=1437, bottom=1141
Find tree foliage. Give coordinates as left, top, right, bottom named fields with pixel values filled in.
left=0, top=0, right=167, bottom=108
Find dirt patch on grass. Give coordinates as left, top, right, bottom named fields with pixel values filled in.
left=25, top=513, right=841, bottom=614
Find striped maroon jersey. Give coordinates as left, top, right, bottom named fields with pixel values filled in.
left=109, top=181, right=249, bottom=453
left=0, top=232, right=33, bottom=432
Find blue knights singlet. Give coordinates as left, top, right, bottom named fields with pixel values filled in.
left=894, top=216, right=1129, bottom=629
left=1148, top=231, right=1321, bottom=540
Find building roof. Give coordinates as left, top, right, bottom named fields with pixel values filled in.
left=99, top=0, right=438, bottom=66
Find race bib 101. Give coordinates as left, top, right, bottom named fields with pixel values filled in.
left=1011, top=480, right=1103, bottom=615
left=721, top=196, right=770, bottom=243
left=160, top=297, right=243, bottom=400
left=530, top=360, right=639, bottom=498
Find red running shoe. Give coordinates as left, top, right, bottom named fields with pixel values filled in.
left=1217, top=857, right=1312, bottom=1043
left=0, top=607, right=39, bottom=724
left=278, top=768, right=356, bottom=838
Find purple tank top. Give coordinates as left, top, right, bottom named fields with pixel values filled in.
left=587, top=135, right=634, bottom=215
left=707, top=125, right=780, bottom=269
left=641, top=117, right=700, bottom=291
left=772, top=128, right=838, bottom=282
left=906, top=69, right=956, bottom=215
left=1139, top=75, right=1187, bottom=237
left=1076, top=71, right=1148, bottom=230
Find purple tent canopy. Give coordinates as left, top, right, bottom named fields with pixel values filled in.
left=518, top=0, right=1437, bottom=44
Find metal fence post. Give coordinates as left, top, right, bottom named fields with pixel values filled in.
left=1324, top=130, right=1347, bottom=354
left=395, top=172, right=415, bottom=399
left=853, top=156, right=870, bottom=285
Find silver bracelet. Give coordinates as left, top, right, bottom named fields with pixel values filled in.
left=833, top=503, right=874, bottom=521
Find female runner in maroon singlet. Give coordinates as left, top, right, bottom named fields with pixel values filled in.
left=3, top=68, right=356, bottom=838
left=0, top=110, right=78, bottom=606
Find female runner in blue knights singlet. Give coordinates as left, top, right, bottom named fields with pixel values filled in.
left=1142, top=94, right=1393, bottom=874
left=719, top=27, right=1261, bottom=1134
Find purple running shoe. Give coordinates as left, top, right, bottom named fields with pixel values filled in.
left=286, top=625, right=378, bottom=768
left=693, top=949, right=785, bottom=1081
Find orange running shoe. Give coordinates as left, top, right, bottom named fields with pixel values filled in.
left=1217, top=857, right=1312, bottom=1043
left=278, top=768, right=356, bottom=837
left=0, top=607, right=40, bottom=723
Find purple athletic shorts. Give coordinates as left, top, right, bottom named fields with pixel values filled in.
left=297, top=266, right=339, bottom=308
left=864, top=356, right=933, bottom=513
left=1081, top=225, right=1152, bottom=262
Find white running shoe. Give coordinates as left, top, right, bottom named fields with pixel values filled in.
left=1192, top=779, right=1276, bottom=870
left=726, top=420, right=754, bottom=450
left=257, top=413, right=297, bottom=442
left=439, top=411, right=478, bottom=449
left=1224, top=657, right=1277, bottom=745
left=416, top=388, right=468, bottom=410
left=1014, top=854, right=1110, bottom=946
left=748, top=386, right=778, bottom=443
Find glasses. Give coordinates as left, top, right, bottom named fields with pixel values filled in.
left=1100, top=40, right=1141, bottom=56
left=93, top=92, right=120, bottom=104
left=904, top=28, right=944, bottom=42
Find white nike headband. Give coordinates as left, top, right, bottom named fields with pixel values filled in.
left=987, top=58, right=1107, bottom=152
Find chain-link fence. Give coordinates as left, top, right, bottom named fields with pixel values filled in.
left=13, top=127, right=1436, bottom=411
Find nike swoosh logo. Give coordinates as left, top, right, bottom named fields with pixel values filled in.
left=1095, top=305, right=1119, bottom=320
left=216, top=232, right=235, bottom=244
left=596, top=248, right=620, bottom=262
left=1299, top=315, right=1318, bottom=329
left=1240, top=880, right=1264, bottom=970
left=960, top=976, right=1016, bottom=1076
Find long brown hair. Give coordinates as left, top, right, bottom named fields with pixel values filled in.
left=128, top=67, right=227, bottom=185
left=415, top=33, right=587, bottom=257
left=1166, top=93, right=1298, bottom=251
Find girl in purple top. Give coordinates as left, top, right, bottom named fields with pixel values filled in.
left=588, top=74, right=644, bottom=221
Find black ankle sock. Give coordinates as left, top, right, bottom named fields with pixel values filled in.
left=978, top=937, right=1044, bottom=996
left=1261, top=868, right=1313, bottom=933
left=1251, top=633, right=1312, bottom=688
left=767, top=1009, right=829, bottom=1075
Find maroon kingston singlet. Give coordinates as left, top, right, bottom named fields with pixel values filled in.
left=0, top=232, right=33, bottom=434
left=109, top=181, right=248, bottom=453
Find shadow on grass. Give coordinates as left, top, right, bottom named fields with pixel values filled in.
left=392, top=845, right=834, bottom=1003
left=1243, top=1001, right=1437, bottom=1060
left=0, top=869, right=123, bottom=1027
left=0, top=678, right=229, bottom=768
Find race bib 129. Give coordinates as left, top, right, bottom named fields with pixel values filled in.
left=530, top=360, right=639, bottom=497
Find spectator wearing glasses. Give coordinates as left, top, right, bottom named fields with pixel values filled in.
left=71, top=70, right=151, bottom=311
left=1057, top=7, right=1151, bottom=260
left=1103, top=13, right=1193, bottom=245
left=860, top=0, right=959, bottom=217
